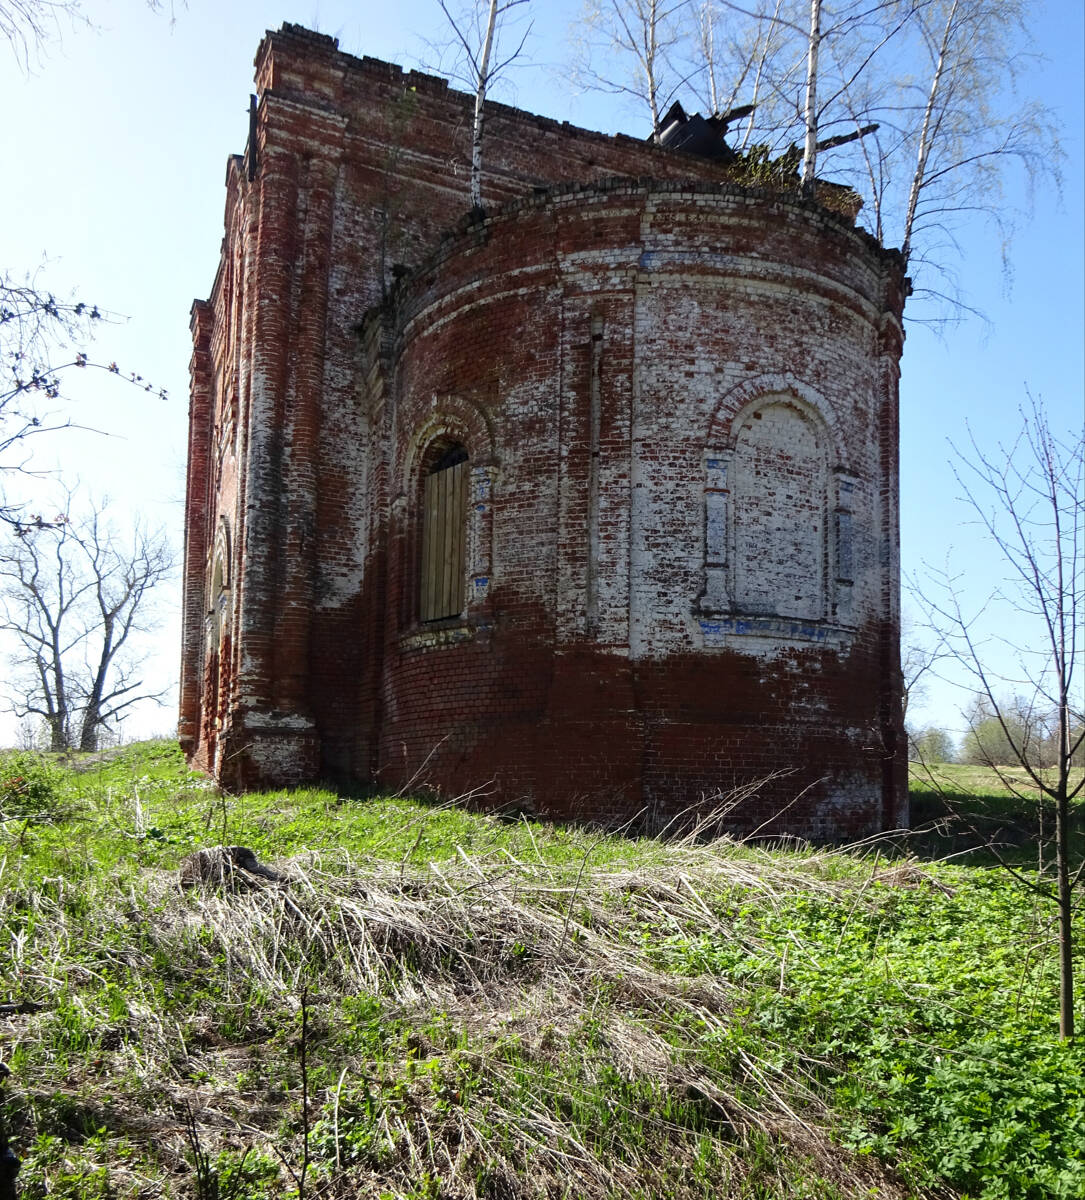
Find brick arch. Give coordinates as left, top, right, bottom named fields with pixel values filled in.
left=401, top=393, right=497, bottom=487
left=706, top=373, right=845, bottom=464
left=700, top=381, right=852, bottom=625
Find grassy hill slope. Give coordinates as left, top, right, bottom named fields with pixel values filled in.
left=0, top=743, right=1082, bottom=1199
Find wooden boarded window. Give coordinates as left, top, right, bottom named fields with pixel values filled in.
left=420, top=445, right=469, bottom=622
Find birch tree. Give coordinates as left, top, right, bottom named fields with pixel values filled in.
left=691, top=0, right=787, bottom=134
left=571, top=0, right=694, bottom=139
left=712, top=0, right=1060, bottom=296
left=435, top=0, right=533, bottom=208
left=887, top=0, right=1057, bottom=284
left=711, top=0, right=918, bottom=192
left=799, top=0, right=821, bottom=192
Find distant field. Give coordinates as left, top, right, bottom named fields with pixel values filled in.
left=909, top=760, right=1085, bottom=802
left=907, top=760, right=1085, bottom=867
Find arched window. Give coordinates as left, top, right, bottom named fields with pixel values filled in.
left=420, top=443, right=470, bottom=622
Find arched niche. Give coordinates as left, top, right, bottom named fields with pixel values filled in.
left=700, top=387, right=857, bottom=628
left=731, top=396, right=828, bottom=620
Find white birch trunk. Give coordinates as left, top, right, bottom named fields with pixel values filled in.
left=901, top=0, right=958, bottom=266
left=701, top=2, right=719, bottom=113
left=647, top=0, right=661, bottom=138
left=471, top=0, right=499, bottom=210
left=801, top=0, right=821, bottom=195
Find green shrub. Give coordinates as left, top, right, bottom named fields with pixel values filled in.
left=0, top=750, right=66, bottom=818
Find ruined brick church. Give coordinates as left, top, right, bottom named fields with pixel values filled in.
left=180, top=23, right=909, bottom=837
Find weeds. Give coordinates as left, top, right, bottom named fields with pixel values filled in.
left=183, top=1100, right=252, bottom=1200
left=0, top=743, right=1081, bottom=1198
left=0, top=751, right=66, bottom=822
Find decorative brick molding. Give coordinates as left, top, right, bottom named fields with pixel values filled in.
left=181, top=24, right=908, bottom=838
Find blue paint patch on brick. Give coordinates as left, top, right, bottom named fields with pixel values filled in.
left=699, top=615, right=842, bottom=645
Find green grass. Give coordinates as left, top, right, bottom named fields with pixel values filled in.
left=0, top=742, right=1082, bottom=1199
left=910, top=761, right=1084, bottom=805
left=907, top=760, right=1085, bottom=868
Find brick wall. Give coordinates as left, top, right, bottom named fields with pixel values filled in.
left=369, top=182, right=905, bottom=835
left=181, top=24, right=908, bottom=838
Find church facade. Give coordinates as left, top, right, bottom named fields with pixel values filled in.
left=180, top=24, right=909, bottom=837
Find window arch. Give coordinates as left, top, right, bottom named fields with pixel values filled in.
left=702, top=394, right=846, bottom=624
left=419, top=441, right=470, bottom=622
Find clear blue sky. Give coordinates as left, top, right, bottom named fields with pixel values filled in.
left=0, top=0, right=1081, bottom=745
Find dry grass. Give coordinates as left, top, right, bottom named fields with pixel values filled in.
left=3, top=831, right=934, bottom=1199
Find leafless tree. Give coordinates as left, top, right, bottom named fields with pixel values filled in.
left=0, top=495, right=173, bottom=752
left=0, top=273, right=101, bottom=526
left=706, top=1, right=918, bottom=189
left=915, top=396, right=1083, bottom=1038
left=729, top=0, right=1058, bottom=302
left=1, top=0, right=175, bottom=65
left=885, top=0, right=1057, bottom=294
left=569, top=0, right=906, bottom=170
left=695, top=1, right=724, bottom=113
left=571, top=0, right=694, bottom=138
left=433, top=0, right=533, bottom=208
left=0, top=0, right=83, bottom=67
left=0, top=271, right=168, bottom=531
left=688, top=0, right=788, bottom=138
left=574, top=1, right=1059, bottom=309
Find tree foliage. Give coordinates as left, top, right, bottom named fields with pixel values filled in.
left=909, top=724, right=955, bottom=763
left=959, top=693, right=1066, bottom=770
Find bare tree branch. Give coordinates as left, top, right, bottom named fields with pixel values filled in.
left=0, top=493, right=173, bottom=752
left=914, top=393, right=1083, bottom=1038
left=431, top=0, right=533, bottom=209
left=0, top=271, right=172, bottom=531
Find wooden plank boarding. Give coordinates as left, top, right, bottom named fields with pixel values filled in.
left=421, top=459, right=468, bottom=621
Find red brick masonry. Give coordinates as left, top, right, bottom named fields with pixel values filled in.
left=181, top=23, right=908, bottom=838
